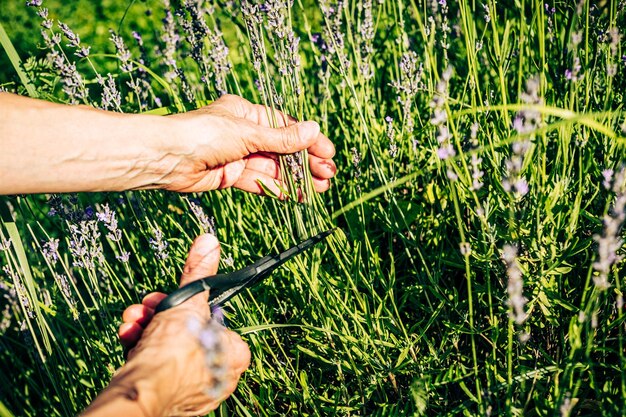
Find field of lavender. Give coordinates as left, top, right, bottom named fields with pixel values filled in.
left=1, top=0, right=626, bottom=415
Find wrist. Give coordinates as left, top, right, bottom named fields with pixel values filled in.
left=80, top=359, right=169, bottom=417
left=106, top=113, right=184, bottom=192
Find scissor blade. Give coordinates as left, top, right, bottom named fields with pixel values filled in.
left=252, top=228, right=336, bottom=277
left=209, top=228, right=335, bottom=306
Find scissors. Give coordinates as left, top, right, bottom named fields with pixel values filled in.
left=155, top=228, right=335, bottom=314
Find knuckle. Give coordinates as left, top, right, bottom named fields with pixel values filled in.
left=280, top=128, right=298, bottom=152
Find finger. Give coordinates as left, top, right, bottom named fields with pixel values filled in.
left=312, top=177, right=331, bottom=193
left=118, top=322, right=144, bottom=348
left=233, top=172, right=286, bottom=198
left=142, top=292, right=168, bottom=309
left=307, top=133, right=335, bottom=159
left=249, top=103, right=298, bottom=128
left=244, top=155, right=280, bottom=178
left=213, top=95, right=297, bottom=128
left=245, top=120, right=321, bottom=155
left=219, top=160, right=247, bottom=189
left=219, top=156, right=278, bottom=190
left=122, top=304, right=155, bottom=327
left=309, top=155, right=337, bottom=179
left=224, top=330, right=251, bottom=374
left=179, top=234, right=221, bottom=307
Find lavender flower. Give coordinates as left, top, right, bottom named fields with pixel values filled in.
left=502, top=244, right=527, bottom=325
left=351, top=147, right=362, bottom=179
left=392, top=51, right=423, bottom=136
left=96, top=203, right=122, bottom=242
left=482, top=3, right=491, bottom=22
left=56, top=274, right=77, bottom=312
left=189, top=201, right=216, bottom=235
left=160, top=2, right=180, bottom=82
left=469, top=153, right=484, bottom=191
left=222, top=253, right=235, bottom=268
left=285, top=153, right=305, bottom=183
left=4, top=266, right=35, bottom=320
left=69, top=221, right=104, bottom=269
left=150, top=228, right=169, bottom=260
left=436, top=0, right=451, bottom=51
left=177, top=68, right=196, bottom=103
left=58, top=21, right=80, bottom=48
left=109, top=30, right=133, bottom=73
left=357, top=0, right=374, bottom=80
left=430, top=67, right=455, bottom=161
left=393, top=52, right=423, bottom=97
left=512, top=76, right=542, bottom=134
left=502, top=138, right=530, bottom=198
left=592, top=168, right=626, bottom=290
left=186, top=316, right=229, bottom=398
left=319, top=0, right=350, bottom=70
left=241, top=2, right=264, bottom=73
left=44, top=49, right=89, bottom=103
left=205, top=29, right=232, bottom=95
left=42, top=238, right=60, bottom=264
left=608, top=27, right=621, bottom=57
left=116, top=252, right=131, bottom=263
left=97, top=74, right=122, bottom=111
left=37, top=8, right=52, bottom=29
left=602, top=169, right=614, bottom=190
left=565, top=57, right=581, bottom=82
left=0, top=304, right=12, bottom=333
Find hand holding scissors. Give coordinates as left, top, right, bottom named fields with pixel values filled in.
left=104, top=230, right=333, bottom=416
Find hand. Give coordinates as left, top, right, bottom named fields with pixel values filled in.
left=87, top=235, right=250, bottom=417
left=162, top=94, right=337, bottom=195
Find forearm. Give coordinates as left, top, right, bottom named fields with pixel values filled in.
left=0, top=93, right=182, bottom=194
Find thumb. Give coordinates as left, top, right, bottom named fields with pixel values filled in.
left=179, top=234, right=221, bottom=306
left=248, top=120, right=320, bottom=154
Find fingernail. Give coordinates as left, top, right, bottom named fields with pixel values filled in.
left=297, top=121, right=320, bottom=142
left=197, top=234, right=219, bottom=257
left=325, top=160, right=336, bottom=174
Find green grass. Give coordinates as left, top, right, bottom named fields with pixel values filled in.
left=1, top=0, right=626, bottom=415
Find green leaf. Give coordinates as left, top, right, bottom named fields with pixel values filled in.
left=0, top=22, right=38, bottom=98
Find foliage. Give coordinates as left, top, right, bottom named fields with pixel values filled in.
left=1, top=0, right=626, bottom=415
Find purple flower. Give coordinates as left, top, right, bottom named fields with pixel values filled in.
left=502, top=244, right=527, bottom=325
left=109, top=30, right=133, bottom=72
left=149, top=228, right=169, bottom=260
left=593, top=167, right=626, bottom=290
left=42, top=238, right=60, bottom=264
left=603, top=169, right=614, bottom=190
left=96, top=203, right=122, bottom=242
left=189, top=201, right=216, bottom=234
left=116, top=252, right=131, bottom=263
left=98, top=73, right=122, bottom=111
left=69, top=221, right=104, bottom=269
left=58, top=21, right=80, bottom=48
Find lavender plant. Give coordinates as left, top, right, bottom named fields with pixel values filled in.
left=1, top=0, right=626, bottom=416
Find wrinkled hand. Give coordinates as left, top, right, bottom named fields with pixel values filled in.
left=163, top=94, right=336, bottom=195
left=117, top=235, right=250, bottom=416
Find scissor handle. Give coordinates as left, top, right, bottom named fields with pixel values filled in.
left=155, top=273, right=232, bottom=313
